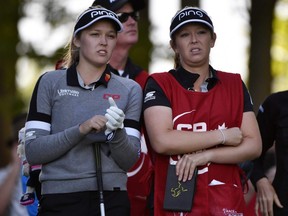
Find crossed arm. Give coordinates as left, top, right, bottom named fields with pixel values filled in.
left=144, top=106, right=262, bottom=181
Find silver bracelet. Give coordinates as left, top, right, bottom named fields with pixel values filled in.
left=219, top=129, right=226, bottom=144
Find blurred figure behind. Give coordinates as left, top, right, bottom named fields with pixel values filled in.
left=0, top=113, right=29, bottom=216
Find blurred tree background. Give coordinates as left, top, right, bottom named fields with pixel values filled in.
left=249, top=0, right=288, bottom=109
left=1, top=0, right=288, bottom=163
left=0, top=0, right=22, bottom=165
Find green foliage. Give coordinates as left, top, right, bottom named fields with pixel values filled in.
left=271, top=6, right=288, bottom=91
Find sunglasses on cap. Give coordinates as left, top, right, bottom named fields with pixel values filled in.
left=117, top=11, right=140, bottom=23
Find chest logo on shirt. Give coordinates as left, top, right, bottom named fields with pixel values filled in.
left=173, top=110, right=227, bottom=132
left=103, top=94, right=120, bottom=100
left=171, top=110, right=227, bottom=159
left=57, top=89, right=79, bottom=97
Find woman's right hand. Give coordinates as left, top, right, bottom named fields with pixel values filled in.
left=221, top=127, right=243, bottom=146
left=79, top=115, right=107, bottom=135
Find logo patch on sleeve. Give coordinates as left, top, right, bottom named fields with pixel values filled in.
left=144, top=91, right=156, bottom=103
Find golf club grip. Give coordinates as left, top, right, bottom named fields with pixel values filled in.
left=95, top=144, right=104, bottom=190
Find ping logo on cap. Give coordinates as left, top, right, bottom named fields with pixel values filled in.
left=178, top=9, right=205, bottom=21
left=170, top=7, right=214, bottom=38
left=90, top=9, right=117, bottom=19
left=74, top=7, right=123, bottom=36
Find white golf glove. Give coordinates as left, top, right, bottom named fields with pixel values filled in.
left=105, top=97, right=125, bottom=136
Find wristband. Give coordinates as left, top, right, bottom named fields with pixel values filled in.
left=106, top=131, right=115, bottom=142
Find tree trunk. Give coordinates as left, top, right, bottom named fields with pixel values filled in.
left=248, top=0, right=277, bottom=111
left=0, top=0, right=21, bottom=166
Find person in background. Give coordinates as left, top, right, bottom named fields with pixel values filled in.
left=143, top=6, right=262, bottom=215
left=245, top=146, right=276, bottom=216
left=54, top=59, right=66, bottom=70
left=12, top=113, right=39, bottom=216
left=91, top=1, right=152, bottom=215
left=92, top=0, right=148, bottom=88
left=24, top=6, right=142, bottom=216
left=18, top=126, right=41, bottom=207
left=0, top=114, right=29, bottom=216
left=250, top=90, right=288, bottom=216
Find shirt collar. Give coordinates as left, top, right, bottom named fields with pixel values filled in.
left=67, top=63, right=112, bottom=89
left=170, top=65, right=219, bottom=91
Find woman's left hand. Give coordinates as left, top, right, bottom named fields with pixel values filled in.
left=176, top=151, right=210, bottom=182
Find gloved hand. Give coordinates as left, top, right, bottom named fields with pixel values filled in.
left=105, top=97, right=125, bottom=135
left=22, top=161, right=30, bottom=177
